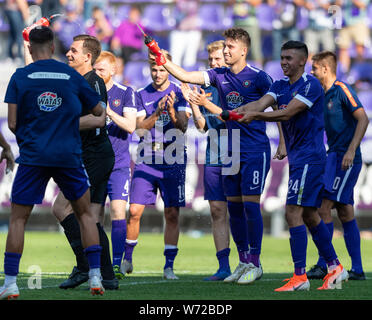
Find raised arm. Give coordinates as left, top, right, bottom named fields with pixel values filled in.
left=238, top=95, right=307, bottom=124
left=180, top=83, right=206, bottom=132
left=149, top=51, right=205, bottom=85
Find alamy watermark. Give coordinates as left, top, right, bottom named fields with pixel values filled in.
left=131, top=127, right=241, bottom=175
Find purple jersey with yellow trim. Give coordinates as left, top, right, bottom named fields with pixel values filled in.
left=267, top=72, right=326, bottom=165
left=203, top=64, right=272, bottom=153
left=324, top=80, right=364, bottom=163
left=107, top=82, right=137, bottom=168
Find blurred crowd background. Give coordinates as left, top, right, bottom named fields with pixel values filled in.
left=0, top=0, right=372, bottom=235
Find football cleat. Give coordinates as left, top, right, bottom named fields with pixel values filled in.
left=0, top=283, right=20, bottom=300
left=203, top=270, right=231, bottom=281
left=89, top=275, right=105, bottom=296
left=120, top=259, right=133, bottom=275
left=223, top=262, right=250, bottom=283
left=275, top=273, right=310, bottom=292
left=317, top=264, right=347, bottom=290
left=163, top=267, right=179, bottom=280
left=348, top=269, right=366, bottom=281
left=237, top=263, right=263, bottom=284
left=59, top=266, right=89, bottom=289
left=306, top=264, right=327, bottom=280
left=113, top=265, right=125, bottom=280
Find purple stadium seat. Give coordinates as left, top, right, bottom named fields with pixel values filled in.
left=198, top=4, right=227, bottom=30
left=141, top=5, right=175, bottom=32
left=357, top=90, right=372, bottom=112
left=257, top=4, right=275, bottom=31
left=123, top=61, right=151, bottom=89
left=348, top=62, right=372, bottom=84
left=115, top=5, right=131, bottom=24
left=264, top=60, right=283, bottom=81
left=0, top=17, right=9, bottom=32
left=296, top=6, right=309, bottom=30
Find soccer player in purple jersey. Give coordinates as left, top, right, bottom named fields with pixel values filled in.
left=123, top=51, right=191, bottom=280
left=180, top=40, right=231, bottom=281
left=150, top=27, right=286, bottom=284
left=93, top=51, right=137, bottom=279
left=237, top=41, right=347, bottom=291
left=308, top=51, right=369, bottom=280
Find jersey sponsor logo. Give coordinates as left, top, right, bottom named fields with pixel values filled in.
left=37, top=92, right=62, bottom=112
left=226, top=91, right=244, bottom=109
left=155, top=110, right=171, bottom=127
left=242, top=80, right=251, bottom=88
left=335, top=81, right=358, bottom=107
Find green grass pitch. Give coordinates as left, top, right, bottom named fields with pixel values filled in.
left=0, top=231, right=371, bottom=300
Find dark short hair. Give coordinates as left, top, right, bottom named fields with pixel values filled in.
left=29, top=26, right=54, bottom=45
left=281, top=40, right=308, bottom=59
left=223, top=27, right=251, bottom=49
left=312, top=51, right=337, bottom=75
left=73, top=34, right=101, bottom=65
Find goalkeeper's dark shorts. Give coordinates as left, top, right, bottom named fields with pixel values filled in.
left=83, top=155, right=114, bottom=204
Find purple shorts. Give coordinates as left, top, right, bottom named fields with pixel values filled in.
left=286, top=163, right=325, bottom=208
left=222, top=150, right=270, bottom=197
left=106, top=166, right=131, bottom=202
left=129, top=163, right=186, bottom=208
left=204, top=165, right=226, bottom=201
left=322, top=152, right=362, bottom=205
left=11, top=164, right=90, bottom=205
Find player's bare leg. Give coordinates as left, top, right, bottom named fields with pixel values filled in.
left=122, top=203, right=145, bottom=274
left=70, top=190, right=104, bottom=295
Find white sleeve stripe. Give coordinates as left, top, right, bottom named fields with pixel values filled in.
left=294, top=94, right=313, bottom=108
left=123, top=107, right=137, bottom=113
left=136, top=109, right=146, bottom=117
left=178, top=106, right=192, bottom=113
left=266, top=92, right=277, bottom=101
left=203, top=71, right=210, bottom=87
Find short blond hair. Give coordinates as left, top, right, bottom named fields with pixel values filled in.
left=95, top=50, right=116, bottom=65
left=207, top=40, right=224, bottom=54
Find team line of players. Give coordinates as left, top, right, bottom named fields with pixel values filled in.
left=0, top=26, right=369, bottom=298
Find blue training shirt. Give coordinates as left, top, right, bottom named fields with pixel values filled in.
left=4, top=59, right=101, bottom=168
left=324, top=80, right=364, bottom=163
left=200, top=85, right=226, bottom=166
left=267, top=72, right=326, bottom=166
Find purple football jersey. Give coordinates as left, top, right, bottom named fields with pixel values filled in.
left=136, top=81, right=191, bottom=166
left=107, top=82, right=137, bottom=168
left=203, top=64, right=272, bottom=153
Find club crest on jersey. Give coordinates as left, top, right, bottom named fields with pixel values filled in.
left=242, top=80, right=251, bottom=88
left=279, top=104, right=287, bottom=110
left=113, top=99, right=121, bottom=107
left=327, top=100, right=333, bottom=110
left=37, top=92, right=62, bottom=112
left=226, top=91, right=244, bottom=109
